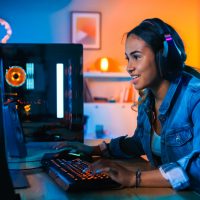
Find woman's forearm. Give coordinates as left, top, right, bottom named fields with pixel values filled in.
left=139, top=169, right=171, bottom=188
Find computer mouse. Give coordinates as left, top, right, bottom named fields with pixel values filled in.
left=41, top=149, right=93, bottom=162
left=57, top=149, right=93, bottom=162
left=55, top=149, right=76, bottom=159
left=41, top=148, right=69, bottom=160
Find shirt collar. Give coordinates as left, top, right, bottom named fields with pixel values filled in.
left=159, top=76, right=182, bottom=114
left=143, top=76, right=182, bottom=115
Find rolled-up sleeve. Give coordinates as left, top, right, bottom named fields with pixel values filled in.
left=159, top=150, right=200, bottom=192
left=159, top=162, right=190, bottom=190
left=109, top=136, right=133, bottom=158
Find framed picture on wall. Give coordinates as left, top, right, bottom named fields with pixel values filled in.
left=71, top=12, right=101, bottom=49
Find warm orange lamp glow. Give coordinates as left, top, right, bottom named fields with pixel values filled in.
left=93, top=57, right=120, bottom=72
left=100, top=57, right=109, bottom=72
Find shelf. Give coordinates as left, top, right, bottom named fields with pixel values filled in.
left=84, top=72, right=131, bottom=81
left=84, top=103, right=137, bottom=139
left=84, top=102, right=133, bottom=105
left=83, top=72, right=137, bottom=139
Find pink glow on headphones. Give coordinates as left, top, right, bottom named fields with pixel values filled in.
left=164, top=34, right=172, bottom=41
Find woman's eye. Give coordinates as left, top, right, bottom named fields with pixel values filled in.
left=125, top=54, right=141, bottom=62
left=133, top=54, right=140, bottom=60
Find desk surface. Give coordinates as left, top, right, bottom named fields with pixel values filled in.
left=16, top=169, right=200, bottom=200
left=13, top=141, right=200, bottom=200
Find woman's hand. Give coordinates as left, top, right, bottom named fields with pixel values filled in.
left=53, top=141, right=94, bottom=155
left=89, top=159, right=135, bottom=187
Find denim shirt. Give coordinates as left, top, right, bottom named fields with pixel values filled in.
left=108, top=71, right=200, bottom=192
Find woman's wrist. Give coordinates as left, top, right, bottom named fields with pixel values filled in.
left=135, top=170, right=171, bottom=188
left=98, top=141, right=110, bottom=157
left=135, top=169, right=142, bottom=187
left=91, top=141, right=110, bottom=157
left=91, top=145, right=102, bottom=155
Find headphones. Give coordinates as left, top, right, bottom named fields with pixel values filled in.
left=143, top=19, right=185, bottom=80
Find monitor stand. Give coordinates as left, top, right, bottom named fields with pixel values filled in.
left=9, top=169, right=29, bottom=189
left=8, top=141, right=66, bottom=189
left=8, top=141, right=66, bottom=168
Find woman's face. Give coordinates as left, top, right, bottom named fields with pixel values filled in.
left=125, top=34, right=161, bottom=91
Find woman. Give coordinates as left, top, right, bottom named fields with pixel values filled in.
left=55, top=18, right=200, bottom=193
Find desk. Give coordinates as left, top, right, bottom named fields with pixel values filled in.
left=15, top=161, right=200, bottom=200
left=14, top=141, right=200, bottom=200
left=15, top=171, right=199, bottom=200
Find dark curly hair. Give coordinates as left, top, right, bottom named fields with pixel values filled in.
left=127, top=18, right=187, bottom=110
left=127, top=18, right=187, bottom=81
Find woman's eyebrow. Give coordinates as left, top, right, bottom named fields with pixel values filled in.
left=125, top=50, right=141, bottom=57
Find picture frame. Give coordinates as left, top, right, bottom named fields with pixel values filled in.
left=71, top=12, right=101, bottom=49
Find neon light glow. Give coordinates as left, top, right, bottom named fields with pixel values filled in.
left=0, top=18, right=12, bottom=43
left=165, top=34, right=172, bottom=41
left=26, top=63, right=34, bottom=90
left=56, top=63, right=64, bottom=118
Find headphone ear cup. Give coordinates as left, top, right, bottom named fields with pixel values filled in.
left=156, top=37, right=183, bottom=80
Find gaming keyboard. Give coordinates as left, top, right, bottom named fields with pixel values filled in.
left=41, top=157, right=121, bottom=191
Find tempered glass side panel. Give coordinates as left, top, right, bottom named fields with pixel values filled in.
left=0, top=43, right=83, bottom=142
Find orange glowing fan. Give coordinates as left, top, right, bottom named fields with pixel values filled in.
left=5, top=66, right=26, bottom=87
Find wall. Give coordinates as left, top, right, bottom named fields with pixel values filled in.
left=1, top=0, right=200, bottom=71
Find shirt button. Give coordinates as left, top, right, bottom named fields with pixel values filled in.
left=176, top=135, right=181, bottom=143
left=159, top=116, right=166, bottom=122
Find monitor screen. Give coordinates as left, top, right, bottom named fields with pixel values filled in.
left=0, top=43, right=83, bottom=143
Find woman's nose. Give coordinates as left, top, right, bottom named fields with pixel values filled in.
left=126, top=63, right=135, bottom=74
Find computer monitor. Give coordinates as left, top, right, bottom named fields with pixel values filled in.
left=0, top=43, right=83, bottom=145
left=0, top=60, right=20, bottom=199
